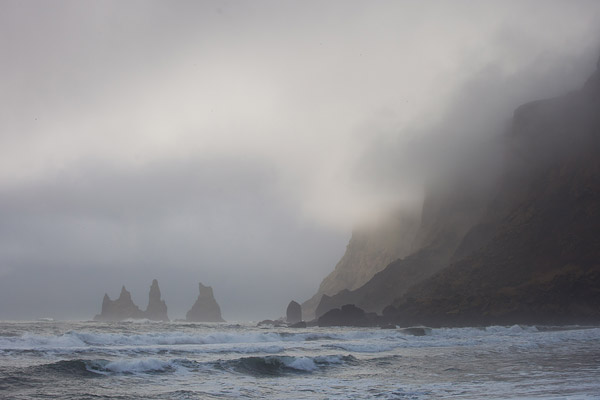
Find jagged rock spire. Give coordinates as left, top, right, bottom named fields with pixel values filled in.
left=144, top=279, right=169, bottom=321
left=185, top=282, right=225, bottom=322
left=94, top=285, right=144, bottom=321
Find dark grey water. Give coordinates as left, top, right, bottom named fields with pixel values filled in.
left=1, top=321, right=599, bottom=399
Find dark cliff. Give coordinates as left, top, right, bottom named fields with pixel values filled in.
left=313, top=53, right=600, bottom=327
left=302, top=209, right=420, bottom=319
left=314, top=150, right=498, bottom=317
left=388, top=59, right=600, bottom=326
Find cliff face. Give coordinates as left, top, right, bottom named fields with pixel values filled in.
left=94, top=286, right=144, bottom=321
left=310, top=54, right=600, bottom=326
left=387, top=56, right=600, bottom=326
left=302, top=209, right=420, bottom=319
left=144, top=279, right=169, bottom=321
left=312, top=153, right=498, bottom=317
left=186, top=282, right=225, bottom=322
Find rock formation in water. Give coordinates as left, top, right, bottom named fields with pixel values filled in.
left=286, top=300, right=302, bottom=324
left=144, top=279, right=169, bottom=321
left=186, top=282, right=225, bottom=322
left=307, top=52, right=600, bottom=327
left=94, top=286, right=144, bottom=321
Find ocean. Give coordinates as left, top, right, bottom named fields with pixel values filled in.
left=1, top=320, right=599, bottom=399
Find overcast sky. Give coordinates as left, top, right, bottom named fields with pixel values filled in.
left=1, top=1, right=599, bottom=321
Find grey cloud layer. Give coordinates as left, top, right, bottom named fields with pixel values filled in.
left=1, top=1, right=600, bottom=319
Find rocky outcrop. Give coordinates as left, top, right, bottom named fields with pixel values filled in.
left=186, top=282, right=225, bottom=322
left=286, top=300, right=302, bottom=324
left=144, top=279, right=168, bottom=321
left=318, top=304, right=371, bottom=327
left=94, top=286, right=144, bottom=321
left=302, top=209, right=420, bottom=319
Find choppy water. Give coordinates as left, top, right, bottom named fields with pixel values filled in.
left=1, top=320, right=599, bottom=399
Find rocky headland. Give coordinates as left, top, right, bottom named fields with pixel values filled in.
left=303, top=53, right=600, bottom=328
left=302, top=210, right=420, bottom=320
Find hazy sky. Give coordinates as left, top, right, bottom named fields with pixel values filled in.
left=1, top=1, right=599, bottom=320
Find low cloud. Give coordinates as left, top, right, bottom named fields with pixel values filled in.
left=1, top=1, right=599, bottom=319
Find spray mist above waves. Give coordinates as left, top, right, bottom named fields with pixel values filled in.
left=0, top=1, right=600, bottom=320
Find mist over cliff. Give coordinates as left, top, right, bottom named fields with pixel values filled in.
left=310, top=50, right=600, bottom=326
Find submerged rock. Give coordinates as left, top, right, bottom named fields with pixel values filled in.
left=94, top=286, right=144, bottom=321
left=286, top=300, right=302, bottom=324
left=186, top=282, right=225, bottom=322
left=144, top=279, right=169, bottom=321
left=398, top=327, right=431, bottom=336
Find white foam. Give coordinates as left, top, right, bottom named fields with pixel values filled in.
left=103, top=358, right=173, bottom=373
left=3, top=325, right=599, bottom=362
left=0, top=332, right=87, bottom=350
left=283, top=356, right=318, bottom=371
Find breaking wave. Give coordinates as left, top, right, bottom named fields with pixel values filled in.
left=3, top=325, right=599, bottom=358
left=14, top=354, right=356, bottom=379
left=217, top=354, right=357, bottom=376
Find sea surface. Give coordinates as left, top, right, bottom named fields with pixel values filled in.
left=0, top=320, right=599, bottom=399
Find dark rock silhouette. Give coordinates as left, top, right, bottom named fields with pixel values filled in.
left=286, top=300, right=302, bottom=324
left=318, top=304, right=370, bottom=327
left=144, top=279, right=168, bottom=321
left=186, top=282, right=225, bottom=322
left=94, top=286, right=144, bottom=321
left=289, top=321, right=307, bottom=328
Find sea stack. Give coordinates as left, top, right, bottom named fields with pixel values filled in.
left=286, top=300, right=302, bottom=324
left=144, top=279, right=169, bottom=321
left=185, top=282, right=225, bottom=322
left=94, top=286, right=144, bottom=321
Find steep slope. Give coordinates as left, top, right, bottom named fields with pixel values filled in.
left=314, top=167, right=494, bottom=316
left=387, top=56, right=600, bottom=326
left=302, top=209, right=420, bottom=319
